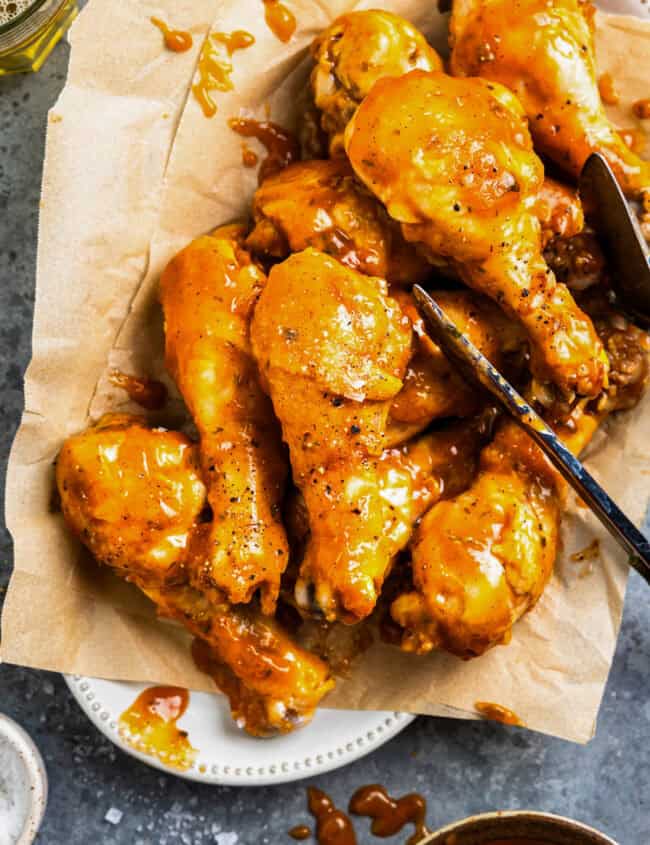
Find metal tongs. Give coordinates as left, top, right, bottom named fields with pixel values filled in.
left=413, top=154, right=650, bottom=583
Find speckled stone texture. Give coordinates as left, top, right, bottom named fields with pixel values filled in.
left=1, top=22, right=649, bottom=845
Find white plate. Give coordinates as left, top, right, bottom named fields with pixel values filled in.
left=64, top=675, right=415, bottom=786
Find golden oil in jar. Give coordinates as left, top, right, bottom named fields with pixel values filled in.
left=0, top=0, right=77, bottom=75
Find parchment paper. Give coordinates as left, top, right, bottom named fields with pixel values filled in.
left=3, top=0, right=650, bottom=744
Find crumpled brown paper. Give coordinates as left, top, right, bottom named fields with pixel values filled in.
left=3, top=0, right=650, bottom=744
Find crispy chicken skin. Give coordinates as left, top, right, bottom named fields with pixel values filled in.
left=345, top=70, right=608, bottom=399
left=391, top=313, right=650, bottom=658
left=56, top=415, right=333, bottom=736
left=311, top=10, right=442, bottom=155
left=449, top=0, right=650, bottom=196
left=387, top=289, right=526, bottom=444
left=391, top=418, right=566, bottom=658
left=245, top=159, right=430, bottom=285
left=160, top=225, right=289, bottom=614
left=287, top=416, right=493, bottom=572
left=56, top=414, right=206, bottom=585
left=534, top=177, right=584, bottom=246
left=251, top=248, right=412, bottom=623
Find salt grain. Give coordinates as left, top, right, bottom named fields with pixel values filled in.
left=215, top=834, right=238, bottom=845
left=104, top=807, right=123, bottom=825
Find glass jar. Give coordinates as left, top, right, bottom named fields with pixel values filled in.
left=0, top=0, right=77, bottom=76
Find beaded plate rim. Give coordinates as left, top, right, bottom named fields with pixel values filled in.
left=64, top=674, right=416, bottom=786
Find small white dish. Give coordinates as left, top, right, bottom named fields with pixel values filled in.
left=0, top=714, right=47, bottom=845
left=65, top=674, right=415, bottom=786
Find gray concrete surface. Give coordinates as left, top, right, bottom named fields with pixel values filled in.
left=1, top=26, right=649, bottom=845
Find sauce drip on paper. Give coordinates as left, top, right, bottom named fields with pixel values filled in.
left=475, top=701, right=525, bottom=726
left=150, top=18, right=193, bottom=53
left=349, top=784, right=430, bottom=845
left=242, top=144, right=259, bottom=167
left=193, top=30, right=255, bottom=118
left=118, top=686, right=197, bottom=771
left=263, top=0, right=296, bottom=43
left=570, top=538, right=600, bottom=562
left=228, top=117, right=299, bottom=183
left=109, top=370, right=168, bottom=411
left=597, top=72, right=619, bottom=105
left=632, top=98, right=650, bottom=119
left=214, top=30, right=255, bottom=54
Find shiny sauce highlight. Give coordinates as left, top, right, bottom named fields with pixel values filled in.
left=150, top=17, right=193, bottom=53
left=193, top=30, right=255, bottom=118
left=109, top=370, right=168, bottom=410
left=118, top=686, right=197, bottom=771
left=349, top=784, right=429, bottom=845
left=228, top=117, right=299, bottom=182
left=263, top=0, right=296, bottom=43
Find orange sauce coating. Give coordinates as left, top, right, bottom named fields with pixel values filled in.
left=109, top=370, right=168, bottom=410
left=263, top=0, right=296, bottom=43
left=349, top=784, right=429, bottom=845
left=118, top=686, right=197, bottom=771
left=150, top=17, right=193, bottom=53
left=228, top=117, right=300, bottom=183
left=289, top=825, right=311, bottom=840
left=192, top=30, right=255, bottom=118
left=632, top=98, right=650, bottom=120
left=598, top=72, right=619, bottom=105
left=475, top=701, right=525, bottom=726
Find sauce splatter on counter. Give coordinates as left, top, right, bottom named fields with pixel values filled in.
left=192, top=30, right=255, bottom=118
left=118, top=686, right=197, bottom=771
left=349, top=784, right=429, bottom=845
left=263, top=0, right=296, bottom=43
left=150, top=17, right=193, bottom=53
left=475, top=701, right=525, bottom=726
left=308, top=787, right=357, bottom=845
left=289, top=825, right=311, bottom=840
left=597, top=72, right=619, bottom=105
left=109, top=370, right=168, bottom=410
left=228, top=117, right=299, bottom=182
